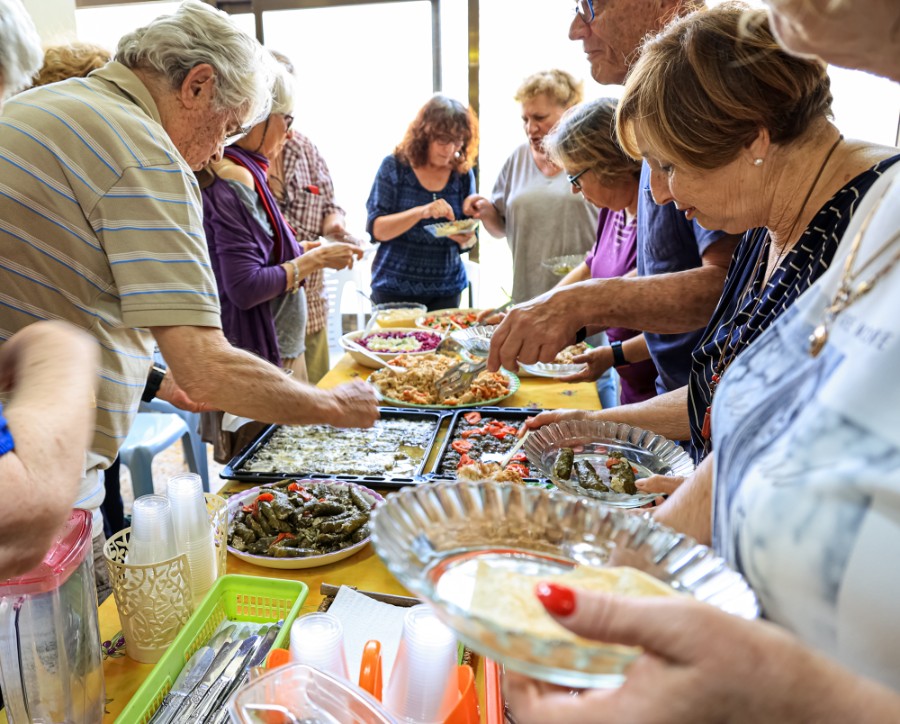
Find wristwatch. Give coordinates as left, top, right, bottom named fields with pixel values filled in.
left=141, top=363, right=167, bottom=403
left=610, top=341, right=628, bottom=368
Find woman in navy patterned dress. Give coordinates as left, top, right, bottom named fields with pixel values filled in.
left=366, top=95, right=479, bottom=310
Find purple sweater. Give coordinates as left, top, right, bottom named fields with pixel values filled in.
left=585, top=208, right=658, bottom=405
left=201, top=174, right=289, bottom=365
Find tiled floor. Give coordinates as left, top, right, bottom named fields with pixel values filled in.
left=119, top=441, right=226, bottom=513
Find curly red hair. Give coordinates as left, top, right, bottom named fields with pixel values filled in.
left=395, top=94, right=479, bottom=173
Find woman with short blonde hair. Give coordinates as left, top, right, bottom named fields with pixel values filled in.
left=464, top=68, right=598, bottom=305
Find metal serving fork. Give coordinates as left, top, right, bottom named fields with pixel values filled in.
left=435, top=357, right=487, bottom=399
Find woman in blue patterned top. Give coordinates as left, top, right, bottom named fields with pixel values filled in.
left=524, top=5, right=899, bottom=464
left=366, top=95, right=479, bottom=310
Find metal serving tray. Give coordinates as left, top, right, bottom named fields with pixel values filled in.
left=426, top=407, right=547, bottom=484
left=221, top=407, right=447, bottom=488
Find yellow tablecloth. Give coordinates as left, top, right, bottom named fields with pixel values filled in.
left=79, top=355, right=600, bottom=721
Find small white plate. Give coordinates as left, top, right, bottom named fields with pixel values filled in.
left=518, top=361, right=587, bottom=379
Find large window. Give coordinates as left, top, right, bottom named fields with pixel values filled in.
left=73, top=0, right=900, bottom=311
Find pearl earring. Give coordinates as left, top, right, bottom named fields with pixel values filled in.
left=754, top=158, right=764, bottom=166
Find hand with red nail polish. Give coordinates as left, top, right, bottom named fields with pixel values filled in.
left=503, top=589, right=900, bottom=724
left=536, top=581, right=576, bottom=617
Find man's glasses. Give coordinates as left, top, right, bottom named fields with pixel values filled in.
left=575, top=0, right=595, bottom=24
left=224, top=123, right=251, bottom=146
left=567, top=168, right=588, bottom=190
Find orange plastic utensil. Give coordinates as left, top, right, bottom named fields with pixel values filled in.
left=482, top=658, right=504, bottom=724
left=359, top=640, right=383, bottom=701
left=265, top=647, right=291, bottom=669
left=444, top=664, right=479, bottom=724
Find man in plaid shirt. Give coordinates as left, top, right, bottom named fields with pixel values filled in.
left=269, top=131, right=363, bottom=383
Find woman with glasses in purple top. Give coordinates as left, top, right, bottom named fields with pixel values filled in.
left=541, top=97, right=658, bottom=407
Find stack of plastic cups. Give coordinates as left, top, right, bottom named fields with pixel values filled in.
left=167, top=473, right=217, bottom=605
left=289, top=613, right=350, bottom=681
left=126, top=495, right=177, bottom=565
left=384, top=604, right=459, bottom=723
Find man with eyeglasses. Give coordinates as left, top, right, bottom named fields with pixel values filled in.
left=490, top=0, right=741, bottom=410
left=0, top=0, right=378, bottom=589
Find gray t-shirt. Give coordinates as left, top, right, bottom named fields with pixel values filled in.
left=491, top=144, right=599, bottom=303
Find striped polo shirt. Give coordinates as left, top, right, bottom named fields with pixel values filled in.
left=0, top=62, right=221, bottom=522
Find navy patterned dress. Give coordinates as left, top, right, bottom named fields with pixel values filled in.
left=687, top=155, right=900, bottom=462
left=365, top=154, right=475, bottom=303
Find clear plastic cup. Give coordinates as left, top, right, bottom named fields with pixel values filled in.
left=384, top=604, right=458, bottom=723
left=167, top=473, right=210, bottom=544
left=127, top=495, right=177, bottom=565
left=289, top=613, right=349, bottom=681
left=181, top=533, right=217, bottom=605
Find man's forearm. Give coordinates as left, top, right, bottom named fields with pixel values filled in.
left=152, top=326, right=340, bottom=426
left=574, top=265, right=728, bottom=334
left=596, top=385, right=690, bottom=441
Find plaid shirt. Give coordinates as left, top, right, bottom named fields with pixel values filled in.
left=273, top=132, right=345, bottom=334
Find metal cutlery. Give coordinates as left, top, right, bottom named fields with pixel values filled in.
left=148, top=646, right=216, bottom=724
left=207, top=625, right=281, bottom=724
left=168, top=638, right=242, bottom=723
left=191, top=635, right=259, bottom=722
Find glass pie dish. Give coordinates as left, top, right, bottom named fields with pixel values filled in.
left=524, top=420, right=695, bottom=507
left=449, top=324, right=496, bottom=357
left=423, top=218, right=480, bottom=237
left=541, top=254, right=585, bottom=276
left=371, top=482, right=759, bottom=688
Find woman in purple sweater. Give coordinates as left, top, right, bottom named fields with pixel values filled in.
left=543, top=98, right=658, bottom=406
left=199, top=63, right=361, bottom=376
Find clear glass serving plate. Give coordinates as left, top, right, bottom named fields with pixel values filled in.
left=449, top=324, right=496, bottom=357
left=524, top=420, right=695, bottom=508
left=371, top=482, right=758, bottom=688
left=540, top=254, right=585, bottom=276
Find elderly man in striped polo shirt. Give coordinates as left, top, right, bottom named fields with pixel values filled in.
left=0, top=0, right=378, bottom=593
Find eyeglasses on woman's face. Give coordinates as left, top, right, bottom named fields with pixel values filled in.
left=567, top=168, right=588, bottom=190
left=282, top=114, right=294, bottom=132
left=574, top=0, right=595, bottom=24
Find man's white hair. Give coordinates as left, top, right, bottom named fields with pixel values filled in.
left=116, top=0, right=275, bottom=125
left=0, top=0, right=43, bottom=99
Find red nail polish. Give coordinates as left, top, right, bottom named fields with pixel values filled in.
left=536, top=582, right=576, bottom=617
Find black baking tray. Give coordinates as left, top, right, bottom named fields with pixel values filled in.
left=221, top=407, right=447, bottom=487
left=426, top=406, right=547, bottom=483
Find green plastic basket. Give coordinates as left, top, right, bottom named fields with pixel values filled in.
left=115, top=574, right=308, bottom=724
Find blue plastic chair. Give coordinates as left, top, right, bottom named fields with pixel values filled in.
left=139, top=399, right=209, bottom=490
left=119, top=411, right=207, bottom=498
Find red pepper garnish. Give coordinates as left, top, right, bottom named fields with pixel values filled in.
left=605, top=458, right=618, bottom=469
left=451, top=440, right=474, bottom=454
left=275, top=532, right=295, bottom=543
left=510, top=453, right=528, bottom=462
left=457, top=453, right=474, bottom=469
left=505, top=464, right=530, bottom=477
left=463, top=412, right=482, bottom=425
left=460, top=428, right=484, bottom=438
left=256, top=492, right=275, bottom=503
left=287, top=482, right=302, bottom=492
